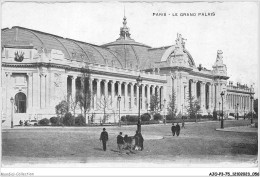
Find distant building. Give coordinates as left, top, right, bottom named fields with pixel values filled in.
left=1, top=16, right=255, bottom=126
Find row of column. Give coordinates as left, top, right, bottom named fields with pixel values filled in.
left=189, top=80, right=215, bottom=111
left=69, top=76, right=164, bottom=112
left=226, top=94, right=252, bottom=111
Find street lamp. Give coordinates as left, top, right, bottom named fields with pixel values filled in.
left=236, top=103, right=239, bottom=120
left=250, top=94, right=253, bottom=124
left=10, top=97, right=14, bottom=128
left=220, top=91, right=225, bottom=129
left=219, top=102, right=221, bottom=121
left=243, top=106, right=246, bottom=120
left=163, top=99, right=166, bottom=125
left=118, top=95, right=121, bottom=127
left=136, top=75, right=142, bottom=133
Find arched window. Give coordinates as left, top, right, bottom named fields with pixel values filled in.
left=14, top=92, right=26, bottom=113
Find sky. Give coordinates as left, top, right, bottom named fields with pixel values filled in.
left=1, top=1, right=259, bottom=97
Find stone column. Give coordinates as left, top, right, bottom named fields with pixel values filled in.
left=208, top=83, right=212, bottom=110
left=96, top=79, right=101, bottom=110
left=130, top=83, right=134, bottom=110
left=104, top=80, right=108, bottom=97
left=89, top=77, right=93, bottom=110
left=147, top=84, right=150, bottom=110
left=193, top=81, right=197, bottom=100
left=45, top=73, right=50, bottom=108
left=136, top=84, right=139, bottom=109
left=200, top=82, right=206, bottom=112
left=71, top=76, right=76, bottom=102
left=27, top=73, right=33, bottom=111
left=41, top=73, right=46, bottom=108
left=110, top=81, right=115, bottom=109
left=141, top=84, right=145, bottom=110
left=124, top=82, right=128, bottom=110
left=118, top=81, right=121, bottom=109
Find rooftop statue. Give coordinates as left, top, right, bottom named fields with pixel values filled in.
left=215, top=50, right=224, bottom=66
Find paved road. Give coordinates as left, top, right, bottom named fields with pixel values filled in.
left=2, top=120, right=258, bottom=167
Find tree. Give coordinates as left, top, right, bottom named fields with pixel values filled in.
left=254, top=99, right=258, bottom=116
left=77, top=70, right=92, bottom=124
left=55, top=100, right=69, bottom=117
left=186, top=94, right=200, bottom=122
left=97, top=95, right=114, bottom=123
left=167, top=90, right=177, bottom=119
left=150, top=92, right=161, bottom=114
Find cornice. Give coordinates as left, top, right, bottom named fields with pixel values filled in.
left=227, top=89, right=254, bottom=95
left=2, top=62, right=166, bottom=83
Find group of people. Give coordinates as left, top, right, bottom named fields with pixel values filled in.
left=171, top=123, right=181, bottom=136
left=99, top=128, right=144, bottom=155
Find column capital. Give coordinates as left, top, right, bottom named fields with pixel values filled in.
left=27, top=72, right=33, bottom=77
left=71, top=75, right=77, bottom=80
left=39, top=72, right=47, bottom=77
left=95, top=78, right=101, bottom=83
left=102, top=79, right=108, bottom=83
left=109, top=80, right=115, bottom=84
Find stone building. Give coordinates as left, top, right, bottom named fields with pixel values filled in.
left=1, top=16, right=255, bottom=126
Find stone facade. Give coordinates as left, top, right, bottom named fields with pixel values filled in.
left=1, top=16, right=255, bottom=126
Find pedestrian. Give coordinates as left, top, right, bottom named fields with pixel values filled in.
left=171, top=123, right=176, bottom=136
left=138, top=132, right=144, bottom=151
left=176, top=123, right=180, bottom=136
left=124, top=134, right=129, bottom=150
left=182, top=117, right=185, bottom=128
left=117, top=132, right=124, bottom=155
left=99, top=128, right=108, bottom=151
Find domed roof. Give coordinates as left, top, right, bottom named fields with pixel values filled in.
left=1, top=26, right=123, bottom=68
left=101, top=16, right=151, bottom=69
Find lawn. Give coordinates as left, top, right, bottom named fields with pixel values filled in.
left=2, top=119, right=258, bottom=167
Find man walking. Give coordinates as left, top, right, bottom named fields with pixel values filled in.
left=176, top=123, right=181, bottom=136
left=117, top=132, right=124, bottom=155
left=100, top=128, right=108, bottom=151
left=171, top=123, right=176, bottom=136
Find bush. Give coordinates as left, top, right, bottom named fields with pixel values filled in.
left=63, top=112, right=74, bottom=126
left=207, top=114, right=213, bottom=119
left=75, top=114, right=86, bottom=126
left=142, top=120, right=159, bottom=125
left=202, top=115, right=208, bottom=119
left=50, top=117, right=60, bottom=125
left=197, top=114, right=202, bottom=119
left=126, top=115, right=139, bottom=122
left=141, top=113, right=151, bottom=121
left=153, top=113, right=163, bottom=121
left=121, top=116, right=126, bottom=122
left=166, top=114, right=176, bottom=120
left=39, top=118, right=50, bottom=126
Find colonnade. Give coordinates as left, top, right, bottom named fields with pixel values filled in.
left=68, top=75, right=164, bottom=113
left=226, top=94, right=253, bottom=112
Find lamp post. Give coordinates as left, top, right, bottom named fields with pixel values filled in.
left=250, top=95, right=253, bottom=124
left=236, top=103, right=239, bottom=120
left=136, top=75, right=142, bottom=133
left=218, top=102, right=221, bottom=121
left=181, top=104, right=183, bottom=115
left=220, top=91, right=224, bottom=129
left=118, top=95, right=121, bottom=127
left=10, top=97, right=14, bottom=128
left=163, top=99, right=166, bottom=125
left=243, top=106, right=246, bottom=120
